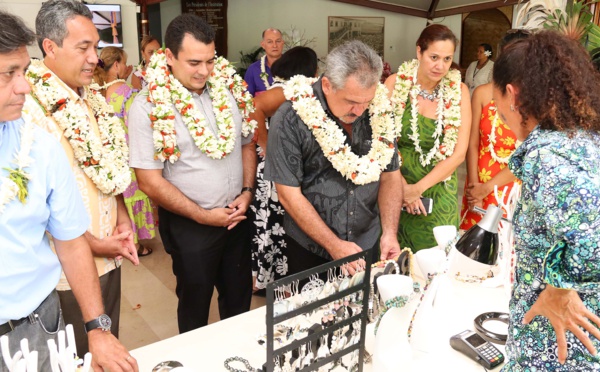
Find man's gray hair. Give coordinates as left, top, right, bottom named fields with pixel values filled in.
left=323, top=40, right=383, bottom=90
left=0, top=11, right=35, bottom=54
left=262, top=28, right=283, bottom=39
left=36, top=0, right=93, bottom=55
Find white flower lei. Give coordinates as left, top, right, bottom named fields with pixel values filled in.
left=488, top=104, right=510, bottom=164
left=260, top=55, right=270, bottom=90
left=283, top=76, right=397, bottom=185
left=487, top=103, right=521, bottom=164
left=89, top=78, right=127, bottom=91
left=26, top=60, right=131, bottom=196
left=145, top=49, right=257, bottom=162
left=0, top=121, right=35, bottom=214
left=390, top=59, right=462, bottom=168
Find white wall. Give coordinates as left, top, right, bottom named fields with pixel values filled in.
left=135, top=0, right=461, bottom=68
left=226, top=0, right=464, bottom=70
left=0, top=0, right=140, bottom=65
left=160, top=0, right=182, bottom=40
left=0, top=0, right=468, bottom=71
left=227, top=0, right=424, bottom=69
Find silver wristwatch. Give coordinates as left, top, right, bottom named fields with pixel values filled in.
left=84, top=314, right=112, bottom=333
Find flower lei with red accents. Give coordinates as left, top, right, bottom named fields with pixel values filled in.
left=145, top=49, right=256, bottom=162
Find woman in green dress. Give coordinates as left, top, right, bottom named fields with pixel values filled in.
left=385, top=25, right=472, bottom=251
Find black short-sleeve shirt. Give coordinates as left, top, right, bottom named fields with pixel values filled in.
left=264, top=78, right=399, bottom=259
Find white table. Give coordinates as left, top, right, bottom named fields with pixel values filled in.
left=131, top=277, right=510, bottom=371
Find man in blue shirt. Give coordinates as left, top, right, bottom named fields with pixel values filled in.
left=0, top=10, right=137, bottom=372
left=243, top=28, right=284, bottom=96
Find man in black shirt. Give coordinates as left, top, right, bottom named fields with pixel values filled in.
left=265, top=40, right=402, bottom=274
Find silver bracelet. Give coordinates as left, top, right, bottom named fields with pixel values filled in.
left=224, top=356, right=257, bottom=372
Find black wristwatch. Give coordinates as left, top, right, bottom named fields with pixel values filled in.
left=241, top=186, right=254, bottom=194
left=84, top=314, right=112, bottom=333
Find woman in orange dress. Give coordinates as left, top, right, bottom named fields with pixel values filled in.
left=460, top=83, right=518, bottom=229
left=459, top=30, right=531, bottom=230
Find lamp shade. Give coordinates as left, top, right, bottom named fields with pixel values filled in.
left=455, top=205, right=503, bottom=265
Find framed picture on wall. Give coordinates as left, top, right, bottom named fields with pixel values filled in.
left=328, top=16, right=385, bottom=58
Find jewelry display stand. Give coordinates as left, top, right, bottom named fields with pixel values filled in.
left=265, top=250, right=371, bottom=372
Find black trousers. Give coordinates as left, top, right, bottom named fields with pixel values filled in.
left=58, top=266, right=121, bottom=355
left=159, top=208, right=252, bottom=333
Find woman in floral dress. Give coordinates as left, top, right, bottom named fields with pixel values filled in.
left=460, top=31, right=531, bottom=230
left=249, top=47, right=318, bottom=290
left=93, top=47, right=157, bottom=256
left=494, top=31, right=600, bottom=370
left=385, top=24, right=471, bottom=251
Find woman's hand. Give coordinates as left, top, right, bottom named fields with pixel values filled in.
left=404, top=198, right=428, bottom=216
left=403, top=184, right=422, bottom=205
left=466, top=182, right=489, bottom=204
left=523, top=285, right=600, bottom=364
left=403, top=184, right=427, bottom=216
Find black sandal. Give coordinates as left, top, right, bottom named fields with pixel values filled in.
left=137, top=245, right=153, bottom=257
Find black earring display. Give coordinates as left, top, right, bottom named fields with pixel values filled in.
left=397, top=249, right=411, bottom=276
left=474, top=312, right=510, bottom=345
left=265, top=250, right=371, bottom=372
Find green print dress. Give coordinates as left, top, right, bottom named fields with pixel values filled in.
left=107, top=84, right=157, bottom=243
left=504, top=127, right=600, bottom=371
left=397, top=100, right=459, bottom=252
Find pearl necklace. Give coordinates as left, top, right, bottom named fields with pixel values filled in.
left=417, top=84, right=440, bottom=101
left=0, top=121, right=35, bottom=214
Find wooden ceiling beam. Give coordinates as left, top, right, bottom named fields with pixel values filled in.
left=433, top=0, right=522, bottom=18
left=330, top=0, right=428, bottom=18
left=428, top=0, right=440, bottom=19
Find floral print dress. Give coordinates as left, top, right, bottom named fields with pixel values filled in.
left=460, top=100, right=519, bottom=230
left=249, top=81, right=288, bottom=289
left=504, top=126, right=600, bottom=371
left=107, top=84, right=157, bottom=243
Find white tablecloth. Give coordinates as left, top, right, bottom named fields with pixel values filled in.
left=131, top=277, right=510, bottom=371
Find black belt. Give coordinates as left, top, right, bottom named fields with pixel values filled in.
left=0, top=292, right=53, bottom=336
left=0, top=315, right=33, bottom=336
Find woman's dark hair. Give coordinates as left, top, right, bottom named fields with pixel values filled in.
left=499, top=29, right=531, bottom=52
left=271, top=46, right=318, bottom=80
left=480, top=43, right=493, bottom=56
left=494, top=30, right=600, bottom=133
left=416, top=24, right=459, bottom=52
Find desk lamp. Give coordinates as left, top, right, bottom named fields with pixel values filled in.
left=455, top=204, right=503, bottom=265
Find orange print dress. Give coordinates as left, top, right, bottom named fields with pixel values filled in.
left=460, top=100, right=519, bottom=230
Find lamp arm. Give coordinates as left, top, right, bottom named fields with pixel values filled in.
left=472, top=206, right=513, bottom=224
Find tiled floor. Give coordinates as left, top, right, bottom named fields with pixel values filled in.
left=118, top=162, right=467, bottom=351
left=119, top=236, right=266, bottom=350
